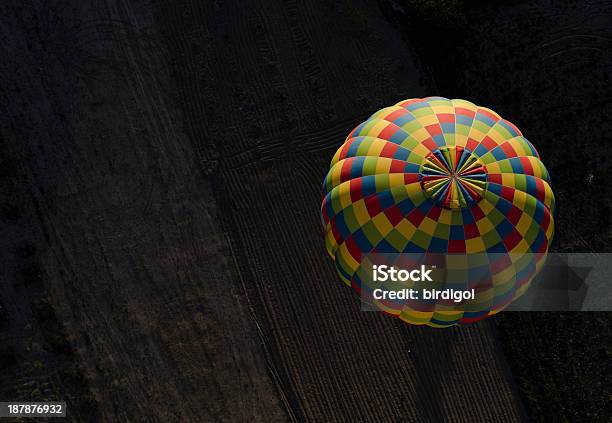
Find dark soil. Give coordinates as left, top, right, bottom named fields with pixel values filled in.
left=1, top=0, right=609, bottom=422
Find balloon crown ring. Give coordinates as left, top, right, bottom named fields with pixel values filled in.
left=419, top=146, right=488, bottom=209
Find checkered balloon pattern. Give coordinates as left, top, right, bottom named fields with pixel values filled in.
left=321, top=97, right=555, bottom=327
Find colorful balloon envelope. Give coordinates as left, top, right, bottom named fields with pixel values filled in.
left=320, top=97, right=555, bottom=327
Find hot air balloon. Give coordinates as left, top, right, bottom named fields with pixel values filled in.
left=320, top=97, right=555, bottom=327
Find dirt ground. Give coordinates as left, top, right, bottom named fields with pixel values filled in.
left=1, top=0, right=609, bottom=422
